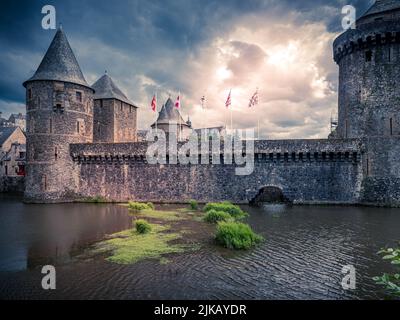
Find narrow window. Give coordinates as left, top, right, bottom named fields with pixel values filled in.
left=120, top=101, right=123, bottom=111
left=49, top=118, right=53, bottom=133
left=28, top=89, right=32, bottom=100
left=77, top=121, right=80, bottom=133
left=390, top=118, right=393, bottom=136
left=100, top=100, right=103, bottom=108
left=365, top=50, right=372, bottom=62
left=76, top=91, right=82, bottom=102
left=129, top=106, right=132, bottom=113
left=345, top=120, right=348, bottom=138
left=5, top=165, right=8, bottom=176
left=388, top=47, right=391, bottom=62
left=366, top=157, right=369, bottom=176
left=54, top=147, right=58, bottom=161
left=37, top=97, right=41, bottom=109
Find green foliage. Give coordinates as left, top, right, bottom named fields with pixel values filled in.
left=188, top=200, right=199, bottom=211
left=373, top=247, right=400, bottom=296
left=215, top=221, right=263, bottom=250
left=128, top=201, right=153, bottom=211
left=204, top=209, right=232, bottom=224
left=146, top=202, right=155, bottom=210
left=203, top=202, right=248, bottom=220
left=135, top=219, right=152, bottom=234
left=95, top=224, right=188, bottom=264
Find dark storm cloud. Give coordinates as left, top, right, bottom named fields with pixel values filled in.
left=0, top=0, right=376, bottom=137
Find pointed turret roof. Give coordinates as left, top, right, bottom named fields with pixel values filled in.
left=152, top=98, right=188, bottom=127
left=23, top=28, right=91, bottom=89
left=360, top=0, right=400, bottom=20
left=92, top=73, right=136, bottom=106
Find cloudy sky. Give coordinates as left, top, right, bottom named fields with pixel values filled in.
left=0, top=0, right=374, bottom=138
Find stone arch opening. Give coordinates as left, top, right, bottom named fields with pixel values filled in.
left=250, top=186, right=290, bottom=205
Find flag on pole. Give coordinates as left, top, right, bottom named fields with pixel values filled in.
left=200, top=95, right=206, bottom=109
left=151, top=95, right=157, bottom=112
left=225, top=90, right=232, bottom=108
left=249, top=89, right=259, bottom=108
left=175, top=95, right=181, bottom=109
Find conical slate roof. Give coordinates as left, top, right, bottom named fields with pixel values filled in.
left=92, top=74, right=135, bottom=106
left=23, top=28, right=90, bottom=88
left=152, top=98, right=188, bottom=126
left=360, top=0, right=400, bottom=19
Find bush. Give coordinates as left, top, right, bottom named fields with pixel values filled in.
left=203, top=202, right=248, bottom=220
left=147, top=202, right=155, bottom=210
left=204, top=210, right=232, bottom=223
left=215, top=221, right=263, bottom=250
left=135, top=219, right=152, bottom=234
left=188, top=200, right=199, bottom=211
left=128, top=201, right=153, bottom=211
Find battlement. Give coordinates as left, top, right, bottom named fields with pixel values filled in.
left=70, top=139, right=362, bottom=164
left=333, top=21, right=400, bottom=63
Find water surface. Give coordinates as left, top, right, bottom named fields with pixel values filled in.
left=0, top=194, right=399, bottom=300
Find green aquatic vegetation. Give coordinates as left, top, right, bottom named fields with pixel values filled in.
left=215, top=221, right=263, bottom=250
left=203, top=209, right=232, bottom=224
left=128, top=201, right=153, bottom=211
left=95, top=224, right=190, bottom=264
left=203, top=202, right=248, bottom=220
left=188, top=200, right=199, bottom=211
left=135, top=219, right=151, bottom=234
left=133, top=209, right=184, bottom=221
left=373, top=247, right=400, bottom=296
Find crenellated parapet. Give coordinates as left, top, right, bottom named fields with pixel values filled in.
left=70, top=139, right=362, bottom=165
left=333, top=21, right=400, bottom=63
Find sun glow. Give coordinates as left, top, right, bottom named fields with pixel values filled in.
left=267, top=42, right=299, bottom=67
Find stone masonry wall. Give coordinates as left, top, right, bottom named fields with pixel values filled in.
left=70, top=139, right=363, bottom=204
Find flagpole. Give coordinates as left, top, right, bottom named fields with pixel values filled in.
left=230, top=106, right=233, bottom=133
left=155, top=92, right=158, bottom=134
left=179, top=91, right=181, bottom=142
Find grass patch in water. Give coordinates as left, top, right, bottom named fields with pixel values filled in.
left=203, top=202, right=248, bottom=220
left=95, top=224, right=191, bottom=264
left=216, top=221, right=263, bottom=250
left=133, top=209, right=186, bottom=221
left=204, top=210, right=232, bottom=224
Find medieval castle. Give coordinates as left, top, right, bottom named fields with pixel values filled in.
left=22, top=0, right=400, bottom=206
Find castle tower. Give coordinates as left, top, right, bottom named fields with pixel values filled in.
left=333, top=0, right=400, bottom=138
left=92, top=73, right=138, bottom=143
left=151, top=98, right=192, bottom=141
left=23, top=28, right=94, bottom=202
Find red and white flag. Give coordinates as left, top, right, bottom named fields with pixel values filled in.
left=175, top=95, right=181, bottom=109
left=225, top=90, right=232, bottom=108
left=151, top=95, right=157, bottom=112
left=249, top=89, right=259, bottom=108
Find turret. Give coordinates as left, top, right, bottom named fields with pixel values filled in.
left=333, top=0, right=400, bottom=138
left=151, top=98, right=192, bottom=141
left=23, top=27, right=94, bottom=202
left=92, top=73, right=138, bottom=143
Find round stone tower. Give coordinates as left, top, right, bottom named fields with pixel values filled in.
left=23, top=28, right=94, bottom=202
left=333, top=0, right=400, bottom=139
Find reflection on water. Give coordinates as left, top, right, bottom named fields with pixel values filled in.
left=0, top=194, right=131, bottom=272
left=0, top=194, right=399, bottom=300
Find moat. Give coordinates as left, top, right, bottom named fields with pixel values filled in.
left=0, top=193, right=399, bottom=300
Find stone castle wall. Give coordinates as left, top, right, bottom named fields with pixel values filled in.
left=69, top=139, right=363, bottom=204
